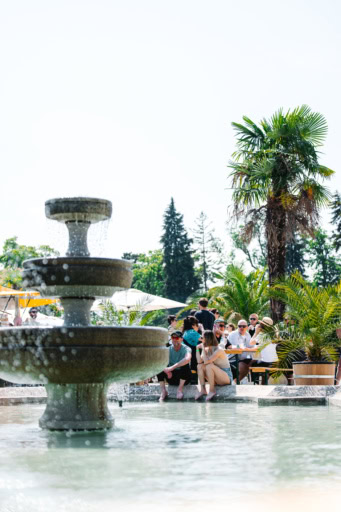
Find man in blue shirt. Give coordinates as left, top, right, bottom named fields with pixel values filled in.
left=157, top=331, right=192, bottom=401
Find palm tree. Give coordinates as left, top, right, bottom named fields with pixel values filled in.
left=229, top=105, right=333, bottom=322
left=208, top=265, right=269, bottom=322
left=269, top=272, right=341, bottom=366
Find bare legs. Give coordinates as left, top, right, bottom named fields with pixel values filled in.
left=196, top=363, right=230, bottom=400
left=159, top=379, right=186, bottom=401
left=196, top=363, right=208, bottom=399
left=238, top=361, right=251, bottom=382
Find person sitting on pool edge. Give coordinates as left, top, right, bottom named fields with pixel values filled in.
left=157, top=331, right=192, bottom=401
left=195, top=330, right=233, bottom=401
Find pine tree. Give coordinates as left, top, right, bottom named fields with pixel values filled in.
left=331, top=191, right=341, bottom=252
left=192, top=212, right=225, bottom=291
left=160, top=198, right=199, bottom=302
left=285, top=233, right=308, bottom=277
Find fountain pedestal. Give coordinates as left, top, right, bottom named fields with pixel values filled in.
left=40, top=383, right=113, bottom=430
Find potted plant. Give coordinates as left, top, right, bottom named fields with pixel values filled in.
left=269, top=273, right=341, bottom=385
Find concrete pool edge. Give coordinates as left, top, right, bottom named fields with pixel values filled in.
left=0, top=384, right=340, bottom=406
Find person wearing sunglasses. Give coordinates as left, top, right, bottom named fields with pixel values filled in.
left=226, top=320, right=252, bottom=382
left=24, top=308, right=40, bottom=326
left=213, top=318, right=227, bottom=348
left=248, top=314, right=259, bottom=337
left=157, top=331, right=192, bottom=401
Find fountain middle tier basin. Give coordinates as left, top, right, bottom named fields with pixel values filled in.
left=22, top=257, right=133, bottom=297
left=0, top=326, right=168, bottom=384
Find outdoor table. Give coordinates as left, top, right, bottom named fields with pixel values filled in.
left=225, top=348, right=259, bottom=384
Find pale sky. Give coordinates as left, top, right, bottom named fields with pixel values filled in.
left=0, top=0, right=340, bottom=260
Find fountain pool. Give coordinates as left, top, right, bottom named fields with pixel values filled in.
left=1, top=402, right=341, bottom=512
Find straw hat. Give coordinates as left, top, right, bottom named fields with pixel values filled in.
left=259, top=316, right=273, bottom=327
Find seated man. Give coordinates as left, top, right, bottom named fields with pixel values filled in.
left=157, top=330, right=192, bottom=401
left=226, top=319, right=252, bottom=382
left=24, top=308, right=40, bottom=326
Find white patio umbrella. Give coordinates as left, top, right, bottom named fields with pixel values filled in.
left=93, top=289, right=187, bottom=312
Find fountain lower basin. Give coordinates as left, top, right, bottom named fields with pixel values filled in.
left=0, top=326, right=168, bottom=429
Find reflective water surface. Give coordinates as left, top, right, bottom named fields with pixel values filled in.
left=0, top=402, right=340, bottom=511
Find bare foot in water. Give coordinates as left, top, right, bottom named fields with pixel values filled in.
left=159, top=389, right=168, bottom=401
left=195, top=390, right=207, bottom=400
left=205, top=391, right=216, bottom=402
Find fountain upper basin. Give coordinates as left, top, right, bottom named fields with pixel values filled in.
left=45, top=197, right=112, bottom=223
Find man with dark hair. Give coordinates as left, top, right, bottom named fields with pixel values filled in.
left=157, top=331, right=192, bottom=400
left=194, top=298, right=215, bottom=330
left=167, top=315, right=177, bottom=335
left=25, top=308, right=39, bottom=326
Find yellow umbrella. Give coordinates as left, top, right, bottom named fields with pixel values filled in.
left=0, top=286, right=58, bottom=308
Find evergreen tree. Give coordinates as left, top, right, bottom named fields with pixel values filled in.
left=192, top=212, right=225, bottom=291
left=331, top=191, right=341, bottom=252
left=285, top=233, right=308, bottom=277
left=307, top=229, right=341, bottom=286
left=160, top=198, right=199, bottom=302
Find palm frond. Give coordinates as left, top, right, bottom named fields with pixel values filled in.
left=270, top=273, right=341, bottom=363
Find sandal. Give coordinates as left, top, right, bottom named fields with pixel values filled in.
left=205, top=391, right=217, bottom=402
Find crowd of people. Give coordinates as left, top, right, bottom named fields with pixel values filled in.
left=158, top=298, right=280, bottom=401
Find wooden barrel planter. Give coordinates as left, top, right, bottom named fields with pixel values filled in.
left=293, top=362, right=336, bottom=385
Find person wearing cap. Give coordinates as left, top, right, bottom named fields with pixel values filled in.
left=24, top=308, right=40, bottom=326
left=157, top=331, right=192, bottom=400
left=226, top=319, right=253, bottom=382
left=250, top=317, right=278, bottom=375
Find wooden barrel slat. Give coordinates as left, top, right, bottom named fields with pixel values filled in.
left=293, top=362, right=335, bottom=385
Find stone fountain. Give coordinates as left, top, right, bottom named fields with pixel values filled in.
left=0, top=197, right=168, bottom=430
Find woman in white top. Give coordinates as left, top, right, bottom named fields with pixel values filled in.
left=250, top=316, right=277, bottom=365
left=195, top=330, right=233, bottom=402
